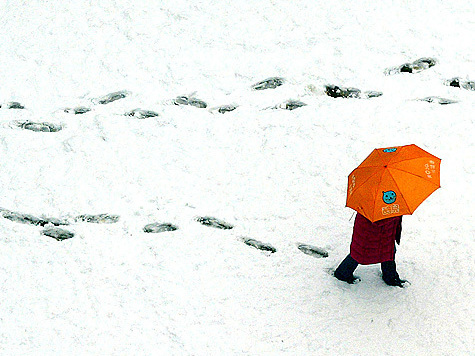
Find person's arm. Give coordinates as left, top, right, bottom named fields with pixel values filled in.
left=395, top=217, right=402, bottom=245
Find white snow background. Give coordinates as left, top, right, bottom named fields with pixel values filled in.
left=0, top=0, right=474, bottom=355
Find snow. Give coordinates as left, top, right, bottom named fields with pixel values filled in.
left=0, top=0, right=474, bottom=354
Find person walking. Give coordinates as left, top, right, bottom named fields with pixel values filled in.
left=340, top=144, right=441, bottom=287
left=334, top=213, right=406, bottom=287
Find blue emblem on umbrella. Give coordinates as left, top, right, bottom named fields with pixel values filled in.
left=382, top=191, right=397, bottom=204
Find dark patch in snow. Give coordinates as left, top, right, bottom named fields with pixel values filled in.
left=217, top=105, right=237, bottom=114
left=275, top=99, right=307, bottom=110
left=251, top=77, right=285, bottom=90
left=125, top=109, right=159, bottom=119
left=75, top=214, right=120, bottom=224
left=14, top=121, right=63, bottom=132
left=41, top=217, right=70, bottom=226
left=420, top=96, right=458, bottom=105
left=297, top=244, right=328, bottom=258
left=243, top=238, right=277, bottom=253
left=325, top=85, right=361, bottom=98
left=325, top=85, right=382, bottom=99
left=195, top=216, right=233, bottom=230
left=0, top=210, right=69, bottom=227
left=1, top=102, right=24, bottom=109
left=364, top=91, right=383, bottom=98
left=173, top=96, right=207, bottom=108
left=41, top=227, right=74, bottom=241
left=143, top=222, right=178, bottom=233
left=64, top=106, right=91, bottom=114
left=188, top=98, right=208, bottom=108
left=284, top=100, right=307, bottom=110
left=93, top=90, right=129, bottom=105
left=385, top=57, right=437, bottom=75
left=174, top=96, right=189, bottom=105
left=445, top=77, right=475, bottom=91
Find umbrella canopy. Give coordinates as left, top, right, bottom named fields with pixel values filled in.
left=346, top=144, right=441, bottom=222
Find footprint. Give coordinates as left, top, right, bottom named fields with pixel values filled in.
left=125, top=109, right=159, bottom=119
left=217, top=105, right=237, bottom=114
left=243, top=238, right=277, bottom=253
left=445, top=77, right=475, bottom=91
left=64, top=106, right=91, bottom=114
left=1, top=102, right=24, bottom=109
left=251, top=77, right=285, bottom=90
left=325, top=85, right=382, bottom=99
left=325, top=85, right=361, bottom=98
left=14, top=121, right=63, bottom=132
left=92, top=90, right=129, bottom=105
left=419, top=96, right=458, bottom=105
left=75, top=214, right=120, bottom=224
left=143, top=222, right=178, bottom=233
left=173, top=96, right=207, bottom=108
left=41, top=227, right=74, bottom=241
left=195, top=216, right=233, bottom=230
left=1, top=210, right=69, bottom=226
left=274, top=99, right=307, bottom=110
left=385, top=57, right=437, bottom=75
left=297, top=244, right=328, bottom=258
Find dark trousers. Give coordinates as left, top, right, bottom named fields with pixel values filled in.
left=335, top=254, right=399, bottom=281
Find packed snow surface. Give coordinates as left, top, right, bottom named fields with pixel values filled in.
left=0, top=0, right=474, bottom=355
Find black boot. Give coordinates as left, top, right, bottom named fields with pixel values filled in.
left=381, top=260, right=406, bottom=287
left=334, top=255, right=359, bottom=284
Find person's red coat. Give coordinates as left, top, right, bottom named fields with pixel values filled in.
left=350, top=213, right=402, bottom=265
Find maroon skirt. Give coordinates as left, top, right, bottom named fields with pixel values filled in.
left=350, top=213, right=402, bottom=265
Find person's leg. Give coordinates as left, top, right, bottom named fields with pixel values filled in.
left=334, top=254, right=359, bottom=284
left=381, top=260, right=405, bottom=287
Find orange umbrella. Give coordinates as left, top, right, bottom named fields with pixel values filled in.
left=346, top=144, right=441, bottom=222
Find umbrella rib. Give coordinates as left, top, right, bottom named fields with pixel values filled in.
left=389, top=157, right=414, bottom=164
left=388, top=167, right=441, bottom=187
left=387, top=170, right=413, bottom=214
left=388, top=156, right=440, bottom=165
left=356, top=165, right=384, bottom=168
left=387, top=146, right=404, bottom=165
left=350, top=168, right=382, bottom=197
left=373, top=171, right=385, bottom=220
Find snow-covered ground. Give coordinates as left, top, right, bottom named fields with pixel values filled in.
left=0, top=0, right=474, bottom=354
